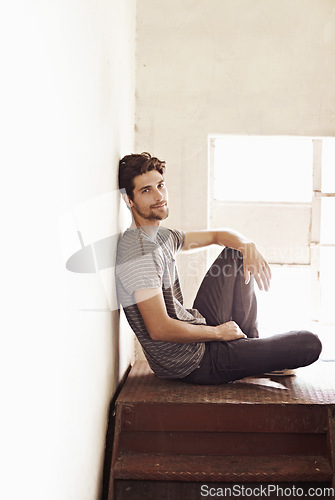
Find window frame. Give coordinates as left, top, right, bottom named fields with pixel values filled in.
left=209, top=135, right=335, bottom=324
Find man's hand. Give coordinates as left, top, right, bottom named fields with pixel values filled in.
left=215, top=321, right=247, bottom=341
left=242, top=242, right=271, bottom=291
left=134, top=289, right=247, bottom=343
left=183, top=229, right=272, bottom=292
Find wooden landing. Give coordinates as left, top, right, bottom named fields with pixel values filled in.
left=109, top=360, right=335, bottom=500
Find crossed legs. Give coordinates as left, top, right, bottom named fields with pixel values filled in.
left=181, top=248, right=322, bottom=385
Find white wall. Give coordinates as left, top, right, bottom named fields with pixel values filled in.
left=0, top=1, right=135, bottom=499
left=135, top=0, right=335, bottom=304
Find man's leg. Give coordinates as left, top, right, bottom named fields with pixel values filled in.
left=180, top=247, right=322, bottom=385
left=193, top=247, right=258, bottom=337
left=210, top=331, right=321, bottom=383
left=181, top=331, right=322, bottom=385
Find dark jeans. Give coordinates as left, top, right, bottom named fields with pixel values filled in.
left=180, top=248, right=322, bottom=385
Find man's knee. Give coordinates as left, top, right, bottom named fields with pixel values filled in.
left=306, top=331, right=322, bottom=359
left=219, top=247, right=243, bottom=262
left=215, top=247, right=243, bottom=273
left=297, top=330, right=322, bottom=361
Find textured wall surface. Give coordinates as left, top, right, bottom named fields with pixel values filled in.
left=135, top=0, right=335, bottom=304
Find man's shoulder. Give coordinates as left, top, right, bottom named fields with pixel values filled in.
left=116, top=226, right=184, bottom=262
left=157, top=226, right=171, bottom=239
left=118, top=227, right=137, bottom=245
left=158, top=226, right=185, bottom=250
left=116, top=229, right=139, bottom=262
left=118, top=226, right=178, bottom=245
left=158, top=226, right=184, bottom=239
left=116, top=228, right=160, bottom=265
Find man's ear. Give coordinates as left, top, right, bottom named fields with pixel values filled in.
left=122, top=193, right=133, bottom=208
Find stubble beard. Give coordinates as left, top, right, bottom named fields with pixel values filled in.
left=132, top=203, right=169, bottom=221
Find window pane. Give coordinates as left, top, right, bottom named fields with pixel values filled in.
left=321, top=138, right=335, bottom=193
left=320, top=197, right=335, bottom=244
left=320, top=247, right=335, bottom=323
left=256, top=265, right=311, bottom=335
left=213, top=136, right=313, bottom=202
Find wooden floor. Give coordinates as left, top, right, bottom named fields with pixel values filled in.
left=108, top=359, right=335, bottom=500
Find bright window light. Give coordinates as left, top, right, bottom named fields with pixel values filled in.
left=320, top=197, right=335, bottom=244
left=320, top=247, right=335, bottom=323
left=321, top=138, right=335, bottom=193
left=213, top=136, right=313, bottom=202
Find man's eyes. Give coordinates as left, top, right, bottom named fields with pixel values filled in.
left=142, top=184, right=165, bottom=193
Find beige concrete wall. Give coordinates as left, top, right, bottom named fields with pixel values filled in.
left=136, top=0, right=335, bottom=305
left=1, top=1, right=135, bottom=499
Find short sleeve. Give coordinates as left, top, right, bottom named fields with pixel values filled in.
left=167, top=229, right=185, bottom=253
left=116, top=245, right=164, bottom=296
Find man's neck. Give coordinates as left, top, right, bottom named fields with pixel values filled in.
left=130, top=215, right=160, bottom=239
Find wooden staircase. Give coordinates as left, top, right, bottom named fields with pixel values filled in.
left=108, top=360, right=335, bottom=499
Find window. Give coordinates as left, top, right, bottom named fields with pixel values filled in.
left=213, top=136, right=313, bottom=203
left=321, top=138, right=335, bottom=193
left=209, top=135, right=335, bottom=339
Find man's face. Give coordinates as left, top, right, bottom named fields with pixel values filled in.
left=129, top=169, right=169, bottom=223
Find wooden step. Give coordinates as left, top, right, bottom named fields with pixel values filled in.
left=118, top=430, right=327, bottom=457
left=114, top=479, right=334, bottom=500
left=119, top=402, right=328, bottom=433
left=114, top=452, right=332, bottom=483
left=108, top=361, right=335, bottom=499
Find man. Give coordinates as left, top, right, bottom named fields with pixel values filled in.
left=116, top=152, right=321, bottom=384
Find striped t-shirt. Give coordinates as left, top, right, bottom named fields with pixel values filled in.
left=115, top=226, right=206, bottom=379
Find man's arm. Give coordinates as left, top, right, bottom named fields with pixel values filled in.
left=134, top=288, right=246, bottom=343
left=183, top=229, right=271, bottom=291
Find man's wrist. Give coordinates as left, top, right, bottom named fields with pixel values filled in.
left=239, top=240, right=255, bottom=258
left=211, top=324, right=223, bottom=341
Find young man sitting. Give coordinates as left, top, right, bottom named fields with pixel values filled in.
left=115, top=152, right=322, bottom=384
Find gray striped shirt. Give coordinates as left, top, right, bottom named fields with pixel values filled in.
left=115, top=226, right=206, bottom=378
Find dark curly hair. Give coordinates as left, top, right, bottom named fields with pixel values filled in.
left=119, top=152, right=166, bottom=200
